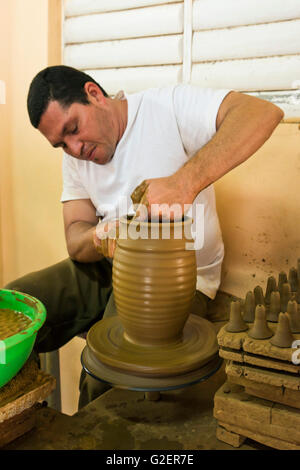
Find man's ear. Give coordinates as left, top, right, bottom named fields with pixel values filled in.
left=84, top=82, right=105, bottom=104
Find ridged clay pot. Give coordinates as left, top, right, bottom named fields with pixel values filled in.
left=113, top=216, right=197, bottom=346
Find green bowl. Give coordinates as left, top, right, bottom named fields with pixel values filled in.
left=0, top=289, right=46, bottom=388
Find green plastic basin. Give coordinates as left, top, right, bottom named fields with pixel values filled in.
left=0, top=289, right=46, bottom=388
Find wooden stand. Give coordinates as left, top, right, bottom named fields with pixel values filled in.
left=214, top=382, right=300, bottom=450
left=214, top=324, right=300, bottom=449
left=0, top=359, right=56, bottom=447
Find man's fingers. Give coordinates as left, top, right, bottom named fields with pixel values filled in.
left=108, top=239, right=117, bottom=258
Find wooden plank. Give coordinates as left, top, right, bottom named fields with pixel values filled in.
left=193, top=0, right=300, bottom=31
left=193, top=20, right=300, bottom=62
left=225, top=362, right=300, bottom=409
left=246, top=385, right=300, bottom=411
left=216, top=425, right=246, bottom=448
left=0, top=406, right=36, bottom=448
left=65, top=0, right=181, bottom=17
left=218, top=420, right=300, bottom=450
left=182, top=0, right=192, bottom=84
left=214, top=383, right=273, bottom=424
left=217, top=325, right=246, bottom=351
left=272, top=402, right=300, bottom=430
left=218, top=324, right=300, bottom=366
left=0, top=360, right=56, bottom=423
left=191, top=55, right=300, bottom=92
left=243, top=353, right=300, bottom=374
left=64, top=35, right=182, bottom=69
left=226, top=361, right=300, bottom=391
left=64, top=4, right=183, bottom=44
left=85, top=65, right=182, bottom=96
left=214, top=383, right=300, bottom=446
left=219, top=348, right=244, bottom=362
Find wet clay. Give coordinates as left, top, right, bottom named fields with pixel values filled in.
left=0, top=309, right=32, bottom=340
left=87, top=314, right=218, bottom=377
left=113, top=217, right=196, bottom=346
left=270, top=312, right=294, bottom=348
left=225, top=301, right=248, bottom=333
left=248, top=304, right=273, bottom=340
left=86, top=216, right=219, bottom=379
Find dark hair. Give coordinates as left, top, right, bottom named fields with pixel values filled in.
left=27, top=65, right=108, bottom=128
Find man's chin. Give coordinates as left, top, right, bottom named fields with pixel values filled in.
left=93, top=153, right=114, bottom=165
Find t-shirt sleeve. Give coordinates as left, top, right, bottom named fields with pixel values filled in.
left=172, top=84, right=232, bottom=157
left=60, top=153, right=90, bottom=202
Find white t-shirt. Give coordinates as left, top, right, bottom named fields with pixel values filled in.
left=61, top=84, right=231, bottom=299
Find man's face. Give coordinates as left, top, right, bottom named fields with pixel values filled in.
left=38, top=85, right=119, bottom=165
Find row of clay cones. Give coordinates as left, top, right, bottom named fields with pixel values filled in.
left=243, top=265, right=300, bottom=322
left=225, top=300, right=300, bottom=348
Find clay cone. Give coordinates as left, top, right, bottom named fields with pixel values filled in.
left=225, top=301, right=248, bottom=333
left=278, top=271, right=288, bottom=295
left=254, top=285, right=264, bottom=306
left=288, top=267, right=298, bottom=293
left=248, top=304, right=273, bottom=339
left=243, top=291, right=255, bottom=322
left=265, top=276, right=277, bottom=305
left=270, top=312, right=294, bottom=348
left=287, top=300, right=300, bottom=333
left=267, top=291, right=280, bottom=322
left=280, top=283, right=291, bottom=313
left=297, top=258, right=300, bottom=282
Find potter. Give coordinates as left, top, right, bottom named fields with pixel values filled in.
left=5, top=65, right=283, bottom=408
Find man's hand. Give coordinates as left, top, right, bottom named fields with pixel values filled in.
left=131, top=174, right=195, bottom=221
left=93, top=219, right=119, bottom=258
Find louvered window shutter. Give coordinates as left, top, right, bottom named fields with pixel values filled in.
left=63, top=0, right=184, bottom=95
left=63, top=0, right=300, bottom=118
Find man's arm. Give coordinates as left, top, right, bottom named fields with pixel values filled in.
left=142, top=92, right=284, bottom=216
left=63, top=199, right=103, bottom=263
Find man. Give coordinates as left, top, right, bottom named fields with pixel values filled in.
left=5, top=66, right=283, bottom=407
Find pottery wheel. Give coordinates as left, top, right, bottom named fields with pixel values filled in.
left=85, top=314, right=219, bottom=378
left=81, top=345, right=222, bottom=392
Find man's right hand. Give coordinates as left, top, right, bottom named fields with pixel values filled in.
left=93, top=219, right=119, bottom=259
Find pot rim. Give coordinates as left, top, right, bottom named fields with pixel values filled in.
left=120, top=215, right=193, bottom=228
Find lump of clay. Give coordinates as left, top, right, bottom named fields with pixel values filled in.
left=225, top=301, right=248, bottom=333
left=270, top=312, right=294, bottom=348
left=267, top=291, right=280, bottom=322
left=287, top=300, right=300, bottom=333
left=248, top=304, right=273, bottom=340
left=278, top=271, right=288, bottom=295
left=264, top=276, right=277, bottom=306
left=254, top=285, right=264, bottom=306
left=288, top=267, right=299, bottom=293
left=280, top=283, right=291, bottom=313
left=243, top=291, right=255, bottom=323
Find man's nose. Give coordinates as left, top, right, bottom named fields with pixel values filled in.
left=65, top=136, right=83, bottom=158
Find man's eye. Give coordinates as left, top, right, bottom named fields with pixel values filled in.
left=71, top=126, right=78, bottom=134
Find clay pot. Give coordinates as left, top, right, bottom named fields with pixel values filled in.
left=113, top=216, right=196, bottom=346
